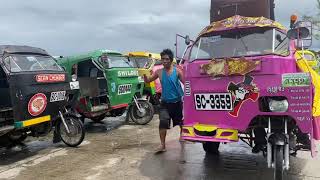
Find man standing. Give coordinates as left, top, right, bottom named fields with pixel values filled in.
left=144, top=49, right=184, bottom=152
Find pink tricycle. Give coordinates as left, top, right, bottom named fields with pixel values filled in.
left=179, top=15, right=320, bottom=180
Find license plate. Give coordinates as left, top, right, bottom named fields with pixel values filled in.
left=118, top=84, right=132, bottom=95
left=50, top=91, right=66, bottom=102
left=70, top=81, right=80, bottom=90
left=194, top=93, right=233, bottom=111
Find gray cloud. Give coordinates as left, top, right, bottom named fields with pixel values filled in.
left=0, top=0, right=318, bottom=56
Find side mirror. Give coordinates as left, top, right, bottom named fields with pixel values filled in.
left=185, top=35, right=191, bottom=45
left=287, top=27, right=310, bottom=40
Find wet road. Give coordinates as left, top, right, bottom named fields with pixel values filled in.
left=0, top=114, right=320, bottom=180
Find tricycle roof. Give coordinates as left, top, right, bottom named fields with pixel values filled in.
left=0, top=45, right=49, bottom=56
left=58, top=49, right=123, bottom=64
left=127, top=51, right=161, bottom=60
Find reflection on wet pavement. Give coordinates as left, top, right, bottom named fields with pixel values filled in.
left=140, top=140, right=318, bottom=180
left=0, top=115, right=126, bottom=166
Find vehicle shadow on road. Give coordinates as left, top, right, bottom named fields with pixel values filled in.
left=0, top=140, right=52, bottom=166
left=83, top=116, right=127, bottom=134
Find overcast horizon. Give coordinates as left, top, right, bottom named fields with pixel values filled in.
left=0, top=0, right=318, bottom=56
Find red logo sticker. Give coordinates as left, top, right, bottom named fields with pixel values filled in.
left=227, top=75, right=259, bottom=117
left=36, top=74, right=65, bottom=83
left=28, top=93, right=47, bottom=116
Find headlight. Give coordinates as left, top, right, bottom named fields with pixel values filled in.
left=268, top=99, right=289, bottom=112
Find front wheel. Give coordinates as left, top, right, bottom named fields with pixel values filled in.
left=129, top=100, right=154, bottom=125
left=202, top=142, right=220, bottom=154
left=57, top=116, right=85, bottom=147
left=273, top=145, right=284, bottom=180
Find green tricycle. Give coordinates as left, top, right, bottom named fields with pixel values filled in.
left=57, top=49, right=154, bottom=125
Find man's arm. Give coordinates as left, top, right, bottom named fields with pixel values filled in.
left=144, top=69, right=159, bottom=83
left=177, top=68, right=185, bottom=84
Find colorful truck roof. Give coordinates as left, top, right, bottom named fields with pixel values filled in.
left=198, top=15, right=286, bottom=38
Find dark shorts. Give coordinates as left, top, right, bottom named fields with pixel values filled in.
left=159, top=101, right=183, bottom=129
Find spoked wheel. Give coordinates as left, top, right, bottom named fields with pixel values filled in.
left=202, top=142, right=220, bottom=154
left=57, top=116, right=85, bottom=147
left=129, top=100, right=154, bottom=125
left=273, top=145, right=284, bottom=180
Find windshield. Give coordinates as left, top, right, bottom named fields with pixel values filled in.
left=107, top=56, right=134, bottom=68
left=190, top=28, right=289, bottom=60
left=154, top=60, right=162, bottom=66
left=130, top=57, right=153, bottom=68
left=4, top=55, right=63, bottom=72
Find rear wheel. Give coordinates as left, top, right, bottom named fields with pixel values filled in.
left=202, top=142, right=220, bottom=154
left=273, top=145, right=284, bottom=180
left=129, top=100, right=154, bottom=125
left=57, top=116, right=85, bottom=147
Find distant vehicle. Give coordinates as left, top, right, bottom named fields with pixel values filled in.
left=0, top=45, right=85, bottom=147
left=58, top=50, right=154, bottom=125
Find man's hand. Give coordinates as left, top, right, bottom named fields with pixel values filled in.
left=144, top=70, right=159, bottom=83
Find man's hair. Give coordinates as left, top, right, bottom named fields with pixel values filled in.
left=160, top=49, right=174, bottom=61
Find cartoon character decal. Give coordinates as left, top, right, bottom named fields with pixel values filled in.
left=227, top=75, right=259, bottom=117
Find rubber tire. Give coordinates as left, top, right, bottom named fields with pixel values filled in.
left=90, top=114, right=106, bottom=123
left=274, top=145, right=284, bottom=180
left=57, top=116, right=85, bottom=147
left=202, top=142, right=220, bottom=154
left=129, top=100, right=154, bottom=125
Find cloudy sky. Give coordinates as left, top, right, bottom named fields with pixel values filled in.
left=0, top=0, right=318, bottom=56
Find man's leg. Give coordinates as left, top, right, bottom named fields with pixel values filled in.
left=157, top=103, right=170, bottom=152
left=159, top=128, right=167, bottom=150
left=170, top=101, right=184, bottom=141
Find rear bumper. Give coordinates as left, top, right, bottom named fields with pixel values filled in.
left=15, top=115, right=51, bottom=128
left=181, top=124, right=239, bottom=143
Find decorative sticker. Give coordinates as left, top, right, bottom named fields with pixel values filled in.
left=227, top=75, right=259, bottom=117
left=117, top=70, right=139, bottom=77
left=28, top=93, right=47, bottom=116
left=111, top=82, right=116, bottom=92
left=36, top=74, right=65, bottom=83
left=267, top=86, right=285, bottom=94
left=282, top=73, right=310, bottom=87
